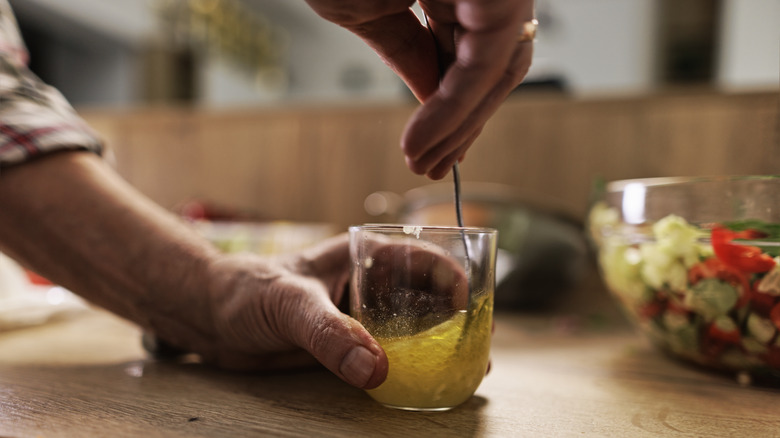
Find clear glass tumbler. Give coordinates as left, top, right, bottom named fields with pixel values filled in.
left=349, top=224, right=497, bottom=411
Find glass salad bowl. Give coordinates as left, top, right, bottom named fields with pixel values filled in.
left=589, top=176, right=780, bottom=383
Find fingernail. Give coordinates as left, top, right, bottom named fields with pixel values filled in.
left=339, top=345, right=377, bottom=388
left=405, top=156, right=428, bottom=176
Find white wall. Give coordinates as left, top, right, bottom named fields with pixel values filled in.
left=10, top=0, right=143, bottom=107
left=268, top=15, right=405, bottom=104
left=14, top=0, right=155, bottom=46
left=717, top=0, right=780, bottom=91
left=200, top=1, right=406, bottom=107
left=15, top=0, right=407, bottom=106
left=10, top=0, right=777, bottom=108
left=529, top=0, right=659, bottom=96
left=211, top=0, right=665, bottom=102
left=45, top=39, right=138, bottom=107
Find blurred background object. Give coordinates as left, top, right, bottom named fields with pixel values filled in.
left=193, top=220, right=336, bottom=255
left=589, top=176, right=780, bottom=381
left=172, top=198, right=336, bottom=255
left=4, top=0, right=778, bottom=314
left=8, top=0, right=778, bottom=107
left=364, top=183, right=590, bottom=310
left=0, top=253, right=88, bottom=332
left=75, top=92, right=779, bottom=235
left=656, top=0, right=720, bottom=86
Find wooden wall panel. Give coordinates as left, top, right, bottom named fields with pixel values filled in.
left=191, top=111, right=306, bottom=219
left=80, top=91, right=779, bottom=230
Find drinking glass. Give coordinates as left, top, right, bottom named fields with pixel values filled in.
left=349, top=224, right=497, bottom=411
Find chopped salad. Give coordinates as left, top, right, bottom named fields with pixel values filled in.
left=590, top=203, right=780, bottom=374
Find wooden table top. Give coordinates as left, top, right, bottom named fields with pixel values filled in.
left=2, top=271, right=779, bottom=437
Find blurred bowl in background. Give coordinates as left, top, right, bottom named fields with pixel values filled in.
left=589, top=176, right=780, bottom=382
left=365, top=182, right=590, bottom=311
left=174, top=198, right=337, bottom=255
left=194, top=220, right=336, bottom=255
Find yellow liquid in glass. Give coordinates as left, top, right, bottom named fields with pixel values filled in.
left=367, top=293, right=493, bottom=410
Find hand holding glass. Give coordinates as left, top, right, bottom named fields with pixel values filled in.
left=349, top=225, right=497, bottom=411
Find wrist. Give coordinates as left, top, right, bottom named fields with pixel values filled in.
left=140, top=240, right=222, bottom=354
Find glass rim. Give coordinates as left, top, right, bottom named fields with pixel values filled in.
left=349, top=223, right=497, bottom=235
left=605, top=175, right=780, bottom=193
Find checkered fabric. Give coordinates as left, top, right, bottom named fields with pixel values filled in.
left=0, top=0, right=103, bottom=171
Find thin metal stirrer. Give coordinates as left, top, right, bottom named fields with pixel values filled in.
left=453, top=162, right=474, bottom=337
left=422, top=13, right=474, bottom=334
left=452, top=162, right=472, bottom=280
left=452, top=162, right=465, bottom=228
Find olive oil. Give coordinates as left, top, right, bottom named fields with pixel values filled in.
left=367, top=292, right=493, bottom=410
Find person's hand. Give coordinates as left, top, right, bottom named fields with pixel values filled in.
left=145, top=232, right=469, bottom=390
left=304, top=0, right=535, bottom=180
left=149, top=234, right=386, bottom=389
left=357, top=234, right=469, bottom=326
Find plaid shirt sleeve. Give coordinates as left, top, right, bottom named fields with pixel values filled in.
left=0, top=0, right=103, bottom=171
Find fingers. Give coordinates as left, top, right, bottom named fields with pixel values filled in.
left=204, top=251, right=388, bottom=388
left=280, top=282, right=389, bottom=389
left=306, top=0, right=534, bottom=179
left=305, top=0, right=534, bottom=178
left=272, top=241, right=392, bottom=389
left=402, top=0, right=535, bottom=177
left=293, top=233, right=351, bottom=303
left=367, top=245, right=468, bottom=307
left=415, top=39, right=532, bottom=180
left=360, top=238, right=470, bottom=324
left=303, top=0, right=414, bottom=26
left=342, top=9, right=441, bottom=103
left=306, top=0, right=445, bottom=101
left=412, top=125, right=482, bottom=180
left=298, top=234, right=350, bottom=272
left=421, top=3, right=457, bottom=73
left=402, top=40, right=533, bottom=177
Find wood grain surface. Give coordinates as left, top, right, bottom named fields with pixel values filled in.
left=80, top=90, right=780, bottom=229
left=2, top=270, right=779, bottom=437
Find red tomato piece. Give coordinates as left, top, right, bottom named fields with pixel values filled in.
left=711, top=225, right=775, bottom=274
left=638, top=300, right=665, bottom=319
left=706, top=322, right=741, bottom=344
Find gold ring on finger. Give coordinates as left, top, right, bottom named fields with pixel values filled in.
left=518, top=19, right=538, bottom=43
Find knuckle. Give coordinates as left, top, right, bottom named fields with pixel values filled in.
left=306, top=314, right=346, bottom=355
left=509, top=47, right=533, bottom=84
left=512, top=63, right=531, bottom=85
left=427, top=170, right=447, bottom=181
left=401, top=140, right=423, bottom=161
left=406, top=158, right=430, bottom=175
left=428, top=163, right=450, bottom=180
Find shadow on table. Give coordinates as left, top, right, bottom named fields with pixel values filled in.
left=4, top=359, right=489, bottom=437
left=605, top=335, right=780, bottom=390
left=601, top=344, right=780, bottom=436
left=167, top=361, right=491, bottom=438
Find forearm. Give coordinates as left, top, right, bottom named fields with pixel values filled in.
left=0, top=151, right=219, bottom=348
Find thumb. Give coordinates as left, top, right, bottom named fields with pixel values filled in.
left=281, top=280, right=388, bottom=389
